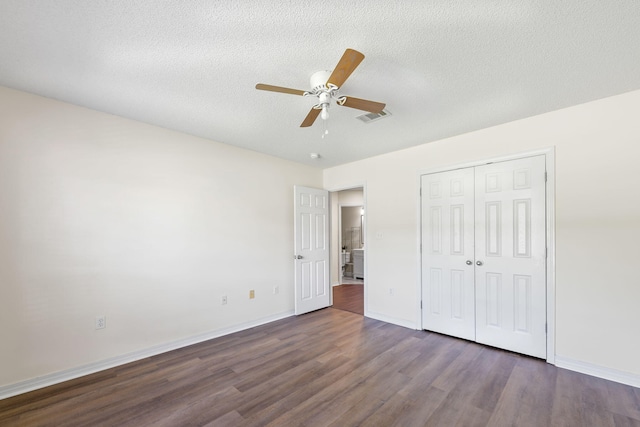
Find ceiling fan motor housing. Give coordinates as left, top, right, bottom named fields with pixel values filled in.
left=308, top=70, right=338, bottom=115
left=310, top=70, right=333, bottom=92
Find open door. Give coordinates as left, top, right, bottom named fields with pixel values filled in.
left=294, top=186, right=330, bottom=315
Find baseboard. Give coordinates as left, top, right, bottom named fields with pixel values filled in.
left=555, top=356, right=640, bottom=388
left=365, top=310, right=417, bottom=330
left=0, top=311, right=294, bottom=401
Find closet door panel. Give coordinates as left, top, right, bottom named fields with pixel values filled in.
left=474, top=156, right=546, bottom=358
left=421, top=168, right=476, bottom=340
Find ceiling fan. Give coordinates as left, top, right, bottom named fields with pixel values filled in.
left=256, top=48, right=386, bottom=128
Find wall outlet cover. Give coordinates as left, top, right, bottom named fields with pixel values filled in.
left=95, top=316, right=106, bottom=330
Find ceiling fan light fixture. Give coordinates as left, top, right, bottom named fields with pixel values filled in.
left=321, top=104, right=329, bottom=120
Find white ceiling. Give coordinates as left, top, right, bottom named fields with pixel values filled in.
left=1, top=1, right=639, bottom=168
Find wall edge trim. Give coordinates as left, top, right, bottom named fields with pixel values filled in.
left=365, top=311, right=417, bottom=330
left=555, top=355, right=640, bottom=388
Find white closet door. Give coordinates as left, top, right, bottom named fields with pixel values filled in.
left=421, top=168, right=476, bottom=341
left=474, top=155, right=547, bottom=358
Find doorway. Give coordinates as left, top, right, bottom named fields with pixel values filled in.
left=331, top=187, right=365, bottom=315
left=340, top=205, right=364, bottom=284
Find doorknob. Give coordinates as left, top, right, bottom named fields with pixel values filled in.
left=294, top=255, right=304, bottom=259
left=476, top=260, right=483, bottom=266
left=465, top=260, right=473, bottom=265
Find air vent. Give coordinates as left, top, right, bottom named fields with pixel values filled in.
left=356, top=109, right=392, bottom=123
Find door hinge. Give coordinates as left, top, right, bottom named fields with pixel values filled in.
left=420, top=301, right=423, bottom=309
left=544, top=172, right=548, bottom=182
left=545, top=323, right=548, bottom=333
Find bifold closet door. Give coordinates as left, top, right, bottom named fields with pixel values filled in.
left=421, top=155, right=547, bottom=358
left=421, top=168, right=476, bottom=341
left=474, top=156, right=547, bottom=358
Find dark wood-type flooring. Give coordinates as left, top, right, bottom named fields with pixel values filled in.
left=332, top=284, right=364, bottom=315
left=2, top=308, right=640, bottom=426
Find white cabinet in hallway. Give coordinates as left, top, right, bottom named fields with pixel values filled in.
left=353, top=249, right=364, bottom=279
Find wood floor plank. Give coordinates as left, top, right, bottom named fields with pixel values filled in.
left=605, top=379, right=640, bottom=421
left=299, top=348, right=417, bottom=426
left=241, top=355, right=355, bottom=426
left=486, top=358, right=556, bottom=426
left=202, top=410, right=246, bottom=427
left=2, top=307, right=639, bottom=427
left=332, top=284, right=364, bottom=315
left=361, top=385, right=447, bottom=427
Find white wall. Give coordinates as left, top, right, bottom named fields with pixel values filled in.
left=0, top=87, right=322, bottom=391
left=324, top=90, right=640, bottom=380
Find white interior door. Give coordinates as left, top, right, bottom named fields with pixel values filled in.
left=421, top=155, right=547, bottom=358
left=474, top=156, right=547, bottom=358
left=421, top=168, right=476, bottom=341
left=294, top=186, right=330, bottom=315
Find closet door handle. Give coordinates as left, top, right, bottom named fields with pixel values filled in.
left=465, top=260, right=473, bottom=265
left=476, top=260, right=483, bottom=266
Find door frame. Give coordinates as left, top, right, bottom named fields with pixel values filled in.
left=327, top=183, right=368, bottom=316
left=416, top=148, right=556, bottom=364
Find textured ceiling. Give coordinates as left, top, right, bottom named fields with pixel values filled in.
left=1, top=1, right=639, bottom=168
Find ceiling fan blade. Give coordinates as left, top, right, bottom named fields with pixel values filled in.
left=337, top=96, right=386, bottom=114
left=255, top=83, right=306, bottom=96
left=300, top=108, right=321, bottom=127
left=326, top=49, right=365, bottom=89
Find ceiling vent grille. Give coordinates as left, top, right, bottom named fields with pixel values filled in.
left=356, top=109, right=391, bottom=124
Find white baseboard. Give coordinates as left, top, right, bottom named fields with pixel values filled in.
left=555, top=356, right=640, bottom=388
left=365, top=310, right=417, bottom=330
left=0, top=311, right=294, bottom=401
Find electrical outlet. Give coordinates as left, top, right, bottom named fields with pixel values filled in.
left=249, top=290, right=255, bottom=299
left=95, top=315, right=106, bottom=330
left=389, top=288, right=394, bottom=296
left=273, top=286, right=279, bottom=295
left=221, top=295, right=228, bottom=305
left=376, top=231, right=384, bottom=239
